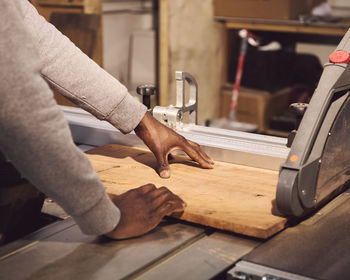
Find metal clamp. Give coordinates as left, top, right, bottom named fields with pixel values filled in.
left=153, top=71, right=198, bottom=129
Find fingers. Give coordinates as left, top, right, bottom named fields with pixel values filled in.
left=151, top=186, right=185, bottom=209
left=188, top=140, right=214, bottom=165
left=138, top=183, right=157, bottom=194
left=148, top=186, right=186, bottom=219
left=157, top=201, right=185, bottom=217
left=147, top=185, right=170, bottom=199
left=107, top=184, right=186, bottom=240
left=181, top=141, right=214, bottom=169
left=156, top=140, right=214, bottom=178
left=155, top=153, right=171, bottom=179
left=113, top=184, right=156, bottom=204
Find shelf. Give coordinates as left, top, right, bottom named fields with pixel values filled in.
left=216, top=16, right=350, bottom=36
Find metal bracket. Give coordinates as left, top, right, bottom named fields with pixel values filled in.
left=153, top=71, right=198, bottom=129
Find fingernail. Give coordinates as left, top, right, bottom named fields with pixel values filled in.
left=160, top=169, right=170, bottom=178
left=207, top=163, right=214, bottom=169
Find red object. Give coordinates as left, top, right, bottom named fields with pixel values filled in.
left=230, top=53, right=245, bottom=113
left=329, top=50, right=350, bottom=64
left=229, top=32, right=249, bottom=121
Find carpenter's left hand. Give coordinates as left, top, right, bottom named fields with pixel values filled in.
left=134, top=112, right=214, bottom=178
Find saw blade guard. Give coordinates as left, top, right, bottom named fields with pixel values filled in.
left=276, top=28, right=350, bottom=217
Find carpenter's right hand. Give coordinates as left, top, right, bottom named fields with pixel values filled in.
left=105, top=184, right=186, bottom=239
left=134, top=112, right=214, bottom=178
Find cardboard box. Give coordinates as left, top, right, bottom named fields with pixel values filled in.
left=214, top=0, right=323, bottom=20
left=329, top=0, right=350, bottom=8
left=220, top=86, right=290, bottom=132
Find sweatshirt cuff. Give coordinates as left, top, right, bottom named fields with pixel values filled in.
left=107, top=94, right=147, bottom=134
left=73, top=192, right=121, bottom=235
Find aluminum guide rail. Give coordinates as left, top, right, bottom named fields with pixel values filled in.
left=60, top=105, right=289, bottom=170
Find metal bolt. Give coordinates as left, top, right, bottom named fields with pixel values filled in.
left=319, top=159, right=322, bottom=164
left=302, top=190, right=306, bottom=195
left=137, top=85, right=156, bottom=109
left=328, top=132, right=332, bottom=136
left=177, top=111, right=183, bottom=121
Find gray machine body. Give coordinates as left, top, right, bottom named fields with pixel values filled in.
left=277, top=28, right=350, bottom=217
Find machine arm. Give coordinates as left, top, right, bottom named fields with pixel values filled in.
left=277, top=28, right=350, bottom=216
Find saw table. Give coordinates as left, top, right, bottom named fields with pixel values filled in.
left=2, top=28, right=350, bottom=280
left=2, top=190, right=350, bottom=280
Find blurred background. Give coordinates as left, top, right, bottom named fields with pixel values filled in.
left=31, top=0, right=350, bottom=136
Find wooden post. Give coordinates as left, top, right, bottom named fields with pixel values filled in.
left=159, top=0, right=169, bottom=106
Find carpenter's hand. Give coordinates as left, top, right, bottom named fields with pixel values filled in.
left=134, top=112, right=214, bottom=178
left=105, top=184, right=185, bottom=239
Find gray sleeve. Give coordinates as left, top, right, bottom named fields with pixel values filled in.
left=0, top=1, right=120, bottom=235
left=23, top=1, right=147, bottom=134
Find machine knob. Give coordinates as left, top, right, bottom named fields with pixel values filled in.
left=136, top=85, right=156, bottom=109
left=329, top=50, right=350, bottom=64
left=287, top=103, right=308, bottom=148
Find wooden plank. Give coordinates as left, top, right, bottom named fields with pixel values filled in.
left=86, top=144, right=287, bottom=239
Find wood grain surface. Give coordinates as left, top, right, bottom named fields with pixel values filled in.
left=86, top=144, right=287, bottom=239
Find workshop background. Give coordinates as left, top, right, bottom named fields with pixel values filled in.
left=2, top=1, right=350, bottom=279
left=30, top=0, right=350, bottom=136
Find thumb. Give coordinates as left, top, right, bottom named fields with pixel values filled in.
left=156, top=153, right=170, bottom=179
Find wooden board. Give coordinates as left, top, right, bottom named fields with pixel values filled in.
left=86, top=144, right=287, bottom=239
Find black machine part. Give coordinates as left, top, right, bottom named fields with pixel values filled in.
left=287, top=102, right=309, bottom=148
left=136, top=84, right=156, bottom=110
left=276, top=28, right=350, bottom=217
left=228, top=189, right=350, bottom=280
left=0, top=156, right=45, bottom=245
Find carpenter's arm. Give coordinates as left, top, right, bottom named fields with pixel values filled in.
left=23, top=1, right=147, bottom=134
left=22, top=1, right=214, bottom=177
left=1, top=1, right=187, bottom=239
left=0, top=1, right=120, bottom=235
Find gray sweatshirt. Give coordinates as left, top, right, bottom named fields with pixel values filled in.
left=0, top=0, right=147, bottom=235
